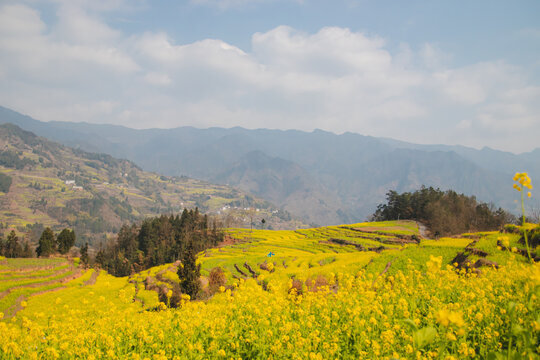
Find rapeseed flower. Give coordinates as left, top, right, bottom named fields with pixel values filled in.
left=427, top=255, right=443, bottom=273
left=513, top=172, right=533, bottom=191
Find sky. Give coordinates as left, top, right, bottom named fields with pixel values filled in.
left=0, top=0, right=539, bottom=153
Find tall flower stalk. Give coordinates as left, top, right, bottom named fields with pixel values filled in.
left=512, top=172, right=533, bottom=261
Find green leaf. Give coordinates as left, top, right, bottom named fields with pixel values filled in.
left=511, top=324, right=525, bottom=337
left=507, top=301, right=517, bottom=316
left=413, top=326, right=436, bottom=349
left=401, top=318, right=419, bottom=331
left=487, top=351, right=504, bottom=360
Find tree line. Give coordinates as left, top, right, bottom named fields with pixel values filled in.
left=94, top=208, right=224, bottom=277
left=0, top=228, right=76, bottom=258
left=370, top=186, right=515, bottom=236
left=0, top=230, right=33, bottom=258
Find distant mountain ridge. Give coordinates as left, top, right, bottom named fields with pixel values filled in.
left=1, top=105, right=538, bottom=225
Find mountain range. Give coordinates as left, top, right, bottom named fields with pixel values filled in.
left=1, top=105, right=538, bottom=226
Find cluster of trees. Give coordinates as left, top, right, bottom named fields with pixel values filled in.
left=95, top=208, right=223, bottom=278
left=36, top=228, right=76, bottom=257
left=0, top=173, right=12, bottom=193
left=0, top=230, right=33, bottom=258
left=370, top=186, right=514, bottom=236
left=0, top=149, right=36, bottom=170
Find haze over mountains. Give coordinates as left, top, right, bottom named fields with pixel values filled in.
left=1, top=105, right=539, bottom=226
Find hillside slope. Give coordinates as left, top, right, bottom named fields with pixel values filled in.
left=0, top=124, right=304, bottom=244
left=214, top=151, right=344, bottom=225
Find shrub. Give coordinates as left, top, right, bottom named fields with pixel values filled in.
left=208, top=267, right=227, bottom=295
left=157, top=284, right=182, bottom=308
left=289, top=278, right=304, bottom=295
left=305, top=275, right=329, bottom=292
left=521, top=227, right=540, bottom=249
left=503, top=224, right=520, bottom=234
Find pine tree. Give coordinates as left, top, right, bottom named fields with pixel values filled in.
left=5, top=230, right=22, bottom=258
left=177, top=239, right=201, bottom=299
left=36, top=227, right=56, bottom=257
left=57, top=228, right=76, bottom=254
left=80, top=242, right=89, bottom=267
left=22, top=242, right=33, bottom=258
left=0, top=233, right=5, bottom=256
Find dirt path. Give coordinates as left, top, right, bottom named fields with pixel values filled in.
left=0, top=264, right=76, bottom=284
left=4, top=286, right=67, bottom=319
left=130, top=279, right=144, bottom=305
left=0, top=261, right=70, bottom=275
left=83, top=270, right=100, bottom=286
left=417, top=222, right=430, bottom=239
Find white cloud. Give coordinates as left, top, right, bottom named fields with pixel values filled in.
left=52, top=4, right=122, bottom=45
left=144, top=72, right=172, bottom=86
left=0, top=4, right=46, bottom=36
left=419, top=43, right=450, bottom=70
left=0, top=3, right=139, bottom=79
left=432, top=70, right=487, bottom=105
left=252, top=26, right=391, bottom=76
left=0, top=2, right=539, bottom=153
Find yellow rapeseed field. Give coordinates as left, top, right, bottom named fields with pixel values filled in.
left=0, top=219, right=539, bottom=359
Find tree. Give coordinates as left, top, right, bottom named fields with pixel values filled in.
left=57, top=228, right=76, bottom=255
left=80, top=242, right=89, bottom=267
left=370, top=187, right=513, bottom=236
left=177, top=239, right=201, bottom=299
left=5, top=230, right=23, bottom=258
left=0, top=173, right=12, bottom=193
left=36, top=227, right=56, bottom=257
left=22, top=242, right=33, bottom=258
left=0, top=233, right=5, bottom=256
left=97, top=209, right=223, bottom=277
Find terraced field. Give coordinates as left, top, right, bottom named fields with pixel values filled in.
left=0, top=221, right=538, bottom=359
left=0, top=257, right=97, bottom=319
left=198, top=221, right=420, bottom=284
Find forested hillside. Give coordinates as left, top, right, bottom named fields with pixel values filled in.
left=370, top=187, right=515, bottom=236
